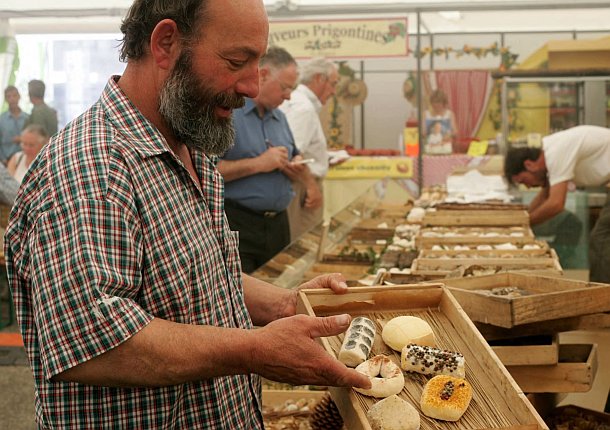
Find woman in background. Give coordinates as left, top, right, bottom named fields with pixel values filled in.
left=7, top=124, right=48, bottom=183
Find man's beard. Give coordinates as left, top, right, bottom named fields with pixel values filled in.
left=158, top=50, right=244, bottom=155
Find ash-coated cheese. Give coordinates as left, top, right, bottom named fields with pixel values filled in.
left=338, top=316, right=376, bottom=367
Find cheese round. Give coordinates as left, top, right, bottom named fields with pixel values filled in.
left=382, top=316, right=435, bottom=351
left=420, top=375, right=472, bottom=422
left=366, top=395, right=420, bottom=430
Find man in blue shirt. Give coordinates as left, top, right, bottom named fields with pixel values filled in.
left=0, top=85, right=29, bottom=164
left=218, top=47, right=318, bottom=273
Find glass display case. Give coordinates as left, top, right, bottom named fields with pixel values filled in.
left=499, top=74, right=610, bottom=149
left=251, top=179, right=413, bottom=289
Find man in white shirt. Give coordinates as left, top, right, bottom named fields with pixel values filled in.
left=280, top=57, right=338, bottom=240
left=505, top=125, right=610, bottom=283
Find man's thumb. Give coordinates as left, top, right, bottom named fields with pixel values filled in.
left=310, top=314, right=351, bottom=338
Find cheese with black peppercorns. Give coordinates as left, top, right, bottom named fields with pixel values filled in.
left=400, top=344, right=465, bottom=378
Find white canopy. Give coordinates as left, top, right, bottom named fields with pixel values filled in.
left=1, top=1, right=610, bottom=34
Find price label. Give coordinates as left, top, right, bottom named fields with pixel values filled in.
left=467, top=140, right=489, bottom=156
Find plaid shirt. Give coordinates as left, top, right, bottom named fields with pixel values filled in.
left=5, top=77, right=263, bottom=429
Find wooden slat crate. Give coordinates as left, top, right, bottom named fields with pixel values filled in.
left=443, top=273, right=610, bottom=328
left=506, top=344, right=598, bottom=393
left=422, top=210, right=530, bottom=227
left=418, top=241, right=551, bottom=257
left=410, top=249, right=563, bottom=277
left=296, top=284, right=547, bottom=430
left=489, top=335, right=559, bottom=366
left=435, top=203, right=528, bottom=211
left=415, top=226, right=536, bottom=249
left=477, top=312, right=610, bottom=341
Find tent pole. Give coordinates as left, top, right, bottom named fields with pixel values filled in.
left=416, top=10, right=423, bottom=195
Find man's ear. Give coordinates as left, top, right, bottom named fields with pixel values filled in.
left=524, top=159, right=537, bottom=172
left=150, top=19, right=182, bottom=70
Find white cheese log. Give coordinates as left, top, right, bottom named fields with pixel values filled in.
left=400, top=344, right=465, bottom=378
left=338, top=316, right=376, bottom=367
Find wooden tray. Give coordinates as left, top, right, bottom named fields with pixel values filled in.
left=296, top=284, right=547, bottom=430
left=443, top=273, right=610, bottom=328
left=411, top=250, right=563, bottom=277
left=506, top=344, right=598, bottom=393
left=415, top=226, right=536, bottom=248
left=422, top=210, right=530, bottom=227
left=418, top=242, right=551, bottom=258
left=477, top=312, right=610, bottom=341
left=435, top=203, right=528, bottom=211
left=489, top=335, right=559, bottom=366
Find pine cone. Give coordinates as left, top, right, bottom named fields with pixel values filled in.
left=309, top=392, right=344, bottom=430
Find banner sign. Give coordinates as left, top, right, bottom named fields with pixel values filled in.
left=327, top=157, right=413, bottom=179
left=268, top=18, right=408, bottom=59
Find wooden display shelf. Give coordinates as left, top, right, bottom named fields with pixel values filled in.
left=443, top=273, right=610, bottom=328
left=507, top=344, right=598, bottom=393
left=296, top=284, right=547, bottom=430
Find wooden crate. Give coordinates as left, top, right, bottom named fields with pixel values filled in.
left=436, top=203, right=528, bottom=211
left=411, top=250, right=563, bottom=277
left=545, top=405, right=610, bottom=428
left=443, top=273, right=610, bottom=329
left=489, top=335, right=559, bottom=366
left=506, top=344, right=598, bottom=393
left=415, top=226, right=536, bottom=249
left=418, top=242, right=551, bottom=258
left=422, top=210, right=530, bottom=227
left=349, top=228, right=395, bottom=244
left=322, top=243, right=385, bottom=265
left=477, top=312, right=610, bottom=341
left=296, top=284, right=547, bottom=430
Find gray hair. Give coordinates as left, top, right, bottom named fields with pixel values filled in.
left=299, top=57, right=336, bottom=84
left=260, top=46, right=296, bottom=72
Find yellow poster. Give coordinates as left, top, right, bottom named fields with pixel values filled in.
left=268, top=18, right=409, bottom=58
left=327, top=157, right=413, bottom=179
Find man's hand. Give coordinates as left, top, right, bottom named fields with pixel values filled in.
left=257, top=146, right=289, bottom=172
left=250, top=314, right=371, bottom=389
left=281, top=155, right=306, bottom=180
left=277, top=273, right=348, bottom=319
left=304, top=182, right=323, bottom=209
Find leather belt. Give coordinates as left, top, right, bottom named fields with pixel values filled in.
left=225, top=199, right=281, bottom=218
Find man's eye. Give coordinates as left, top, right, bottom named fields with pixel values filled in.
left=228, top=59, right=246, bottom=69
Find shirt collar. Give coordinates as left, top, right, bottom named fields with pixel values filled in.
left=100, top=76, right=171, bottom=159
left=242, top=98, right=282, bottom=121
left=297, top=84, right=323, bottom=113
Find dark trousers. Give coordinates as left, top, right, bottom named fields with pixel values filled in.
left=224, top=200, right=290, bottom=274
left=589, top=195, right=610, bottom=284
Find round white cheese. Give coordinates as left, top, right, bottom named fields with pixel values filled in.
left=382, top=316, right=435, bottom=351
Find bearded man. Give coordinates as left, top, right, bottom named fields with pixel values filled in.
left=4, top=1, right=369, bottom=428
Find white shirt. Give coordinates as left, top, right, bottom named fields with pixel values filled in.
left=543, top=125, right=610, bottom=187
left=280, top=84, right=329, bottom=178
